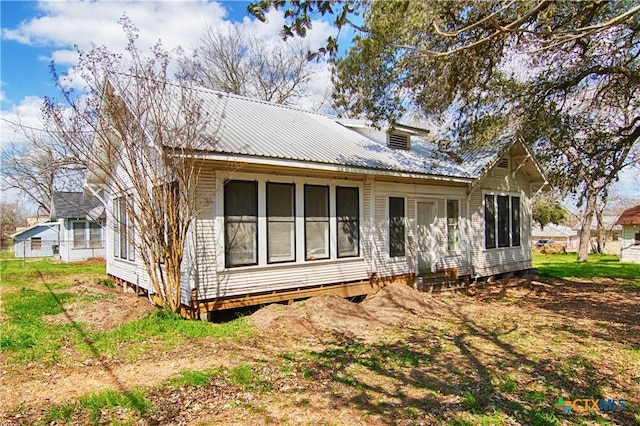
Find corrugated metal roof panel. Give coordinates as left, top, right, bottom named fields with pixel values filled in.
left=110, top=77, right=509, bottom=180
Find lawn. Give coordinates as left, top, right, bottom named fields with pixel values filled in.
left=533, top=252, right=640, bottom=284
left=1, top=255, right=638, bottom=425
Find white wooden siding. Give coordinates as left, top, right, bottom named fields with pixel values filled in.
left=620, top=225, right=640, bottom=263
left=467, top=157, right=534, bottom=277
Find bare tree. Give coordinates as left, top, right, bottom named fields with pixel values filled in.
left=181, top=24, right=319, bottom=105
left=1, top=124, right=83, bottom=214
left=43, top=17, right=221, bottom=315
left=0, top=201, right=27, bottom=249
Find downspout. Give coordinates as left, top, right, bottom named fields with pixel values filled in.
left=465, top=183, right=476, bottom=280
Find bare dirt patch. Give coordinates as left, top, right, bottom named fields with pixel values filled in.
left=43, top=280, right=156, bottom=332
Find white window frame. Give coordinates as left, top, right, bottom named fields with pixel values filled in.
left=388, top=196, right=406, bottom=258
left=446, top=199, right=460, bottom=253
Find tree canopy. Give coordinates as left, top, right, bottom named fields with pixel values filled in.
left=250, top=0, right=640, bottom=261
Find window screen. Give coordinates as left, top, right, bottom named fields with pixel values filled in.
left=305, top=185, right=329, bottom=260
left=484, top=194, right=496, bottom=249
left=73, top=221, right=86, bottom=248
left=497, top=195, right=510, bottom=248
left=511, top=197, right=521, bottom=247
left=336, top=187, right=359, bottom=257
left=447, top=199, right=459, bottom=252
left=267, top=183, right=295, bottom=263
left=224, top=180, right=258, bottom=267
left=389, top=197, right=405, bottom=257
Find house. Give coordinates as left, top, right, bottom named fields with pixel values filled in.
left=572, top=214, right=623, bottom=254
left=87, top=79, right=547, bottom=317
left=12, top=192, right=105, bottom=261
left=50, top=192, right=106, bottom=262
left=531, top=223, right=578, bottom=251
left=615, top=205, right=640, bottom=263
left=11, top=221, right=60, bottom=258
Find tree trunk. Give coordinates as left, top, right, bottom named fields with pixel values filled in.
left=577, top=191, right=597, bottom=262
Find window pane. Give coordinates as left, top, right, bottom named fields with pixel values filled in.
left=497, top=195, right=510, bottom=248
left=305, top=221, right=329, bottom=259
left=447, top=199, right=459, bottom=252
left=224, top=180, right=258, bottom=267
left=225, top=181, right=258, bottom=218
left=268, top=222, right=295, bottom=262
left=31, top=238, right=42, bottom=250
left=337, top=187, right=359, bottom=258
left=89, top=222, right=102, bottom=248
left=119, top=198, right=128, bottom=259
left=267, top=183, right=294, bottom=219
left=113, top=201, right=119, bottom=257
left=511, top=197, right=521, bottom=247
left=225, top=222, right=257, bottom=266
left=128, top=197, right=135, bottom=261
left=485, top=194, right=496, bottom=249
left=305, top=185, right=329, bottom=260
left=73, top=222, right=85, bottom=248
left=634, top=232, right=640, bottom=245
left=305, top=185, right=329, bottom=219
left=337, top=221, right=359, bottom=257
left=267, top=183, right=295, bottom=263
left=389, top=197, right=405, bottom=257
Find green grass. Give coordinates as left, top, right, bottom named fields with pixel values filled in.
left=533, top=253, right=640, bottom=280
left=165, top=368, right=224, bottom=387
left=0, top=257, right=106, bottom=288
left=0, top=258, right=253, bottom=364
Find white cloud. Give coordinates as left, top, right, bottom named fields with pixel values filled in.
left=0, top=96, right=47, bottom=149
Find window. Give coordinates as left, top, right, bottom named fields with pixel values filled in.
left=89, top=222, right=103, bottom=248
left=635, top=232, right=640, bottom=246
left=485, top=193, right=521, bottom=249
left=511, top=197, right=521, bottom=247
left=336, top=187, right=359, bottom=257
left=73, top=221, right=86, bottom=248
left=31, top=237, right=42, bottom=251
left=389, top=197, right=405, bottom=257
left=224, top=180, right=258, bottom=267
left=305, top=185, right=329, bottom=260
left=446, top=199, right=459, bottom=252
left=497, top=195, right=510, bottom=248
left=267, top=183, right=295, bottom=263
left=113, top=195, right=135, bottom=260
left=484, top=195, right=496, bottom=249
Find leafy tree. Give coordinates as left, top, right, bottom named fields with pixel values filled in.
left=250, top=0, right=640, bottom=262
left=532, top=194, right=568, bottom=230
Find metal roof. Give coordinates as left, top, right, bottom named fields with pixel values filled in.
left=108, top=77, right=515, bottom=181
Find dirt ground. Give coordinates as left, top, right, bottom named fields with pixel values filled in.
left=1, top=275, right=639, bottom=425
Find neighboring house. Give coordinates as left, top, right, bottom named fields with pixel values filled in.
left=532, top=224, right=578, bottom=251
left=11, top=221, right=60, bottom=258
left=50, top=192, right=106, bottom=262
left=615, top=205, right=640, bottom=263
left=87, top=79, right=548, bottom=315
left=572, top=215, right=623, bottom=255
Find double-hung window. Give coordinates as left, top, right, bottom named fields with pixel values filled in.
left=484, top=194, right=521, bottom=249
left=73, top=221, right=86, bottom=248
left=389, top=197, right=406, bottom=257
left=31, top=237, right=42, bottom=251
left=446, top=199, right=460, bottom=252
left=224, top=180, right=258, bottom=267
left=305, top=185, right=330, bottom=260
left=113, top=195, right=135, bottom=260
left=336, top=187, right=359, bottom=257
left=267, top=182, right=295, bottom=263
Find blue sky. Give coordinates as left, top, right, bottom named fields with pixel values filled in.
left=0, top=1, right=638, bottom=203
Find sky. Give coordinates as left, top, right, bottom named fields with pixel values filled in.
left=0, top=0, right=638, bottom=210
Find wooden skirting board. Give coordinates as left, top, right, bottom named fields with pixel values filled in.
left=195, top=273, right=415, bottom=314
left=108, top=272, right=416, bottom=318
